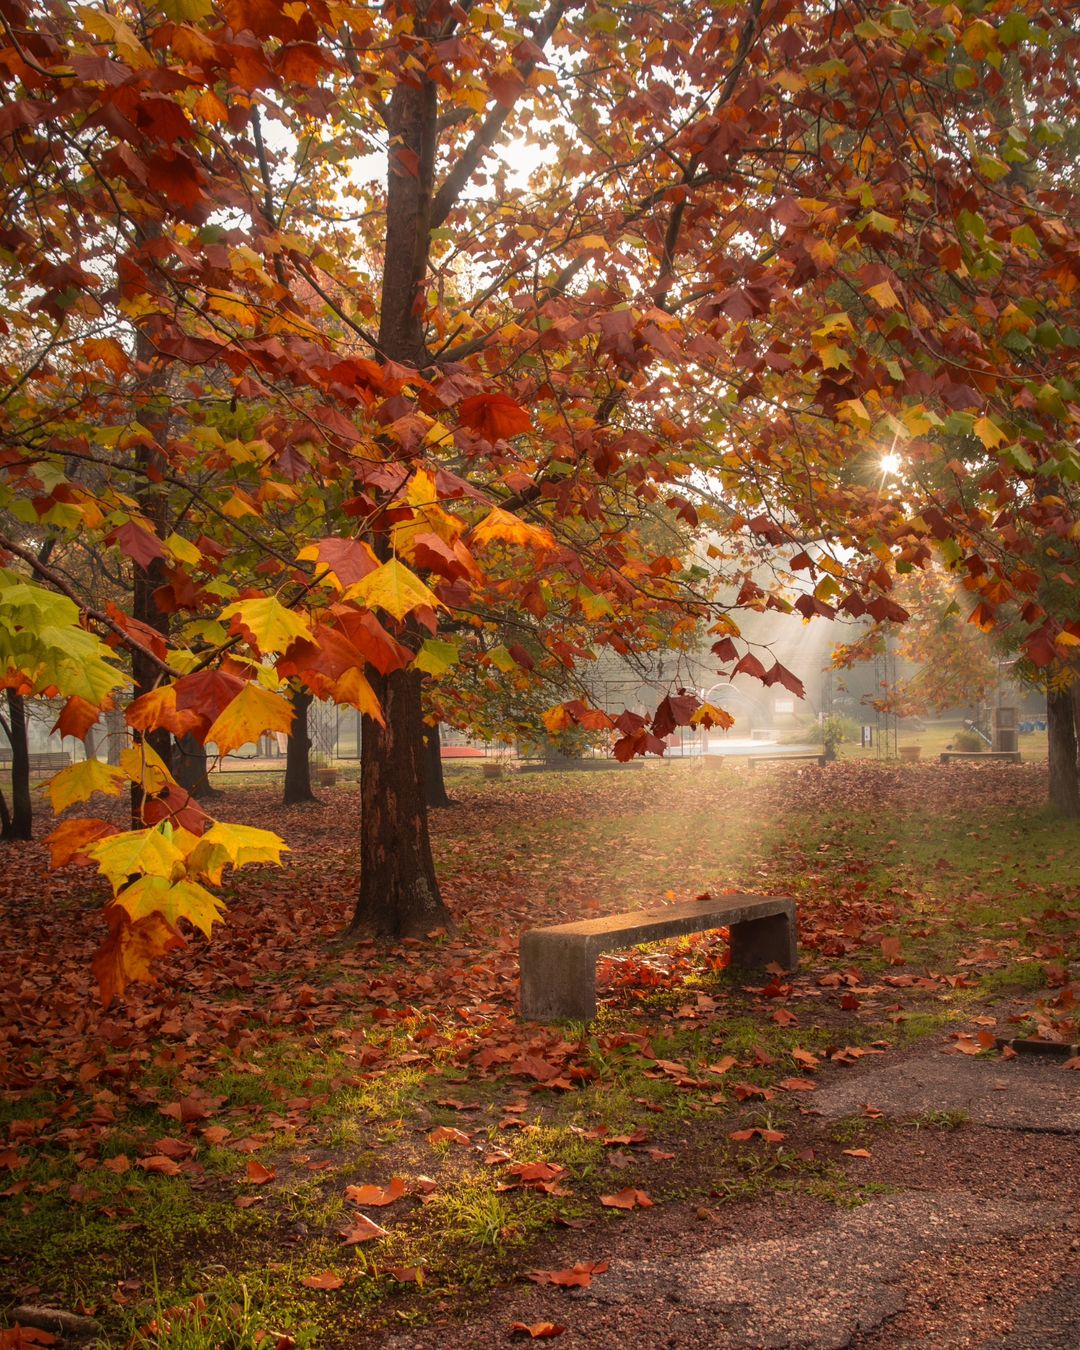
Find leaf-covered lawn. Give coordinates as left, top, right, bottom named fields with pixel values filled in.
left=1, top=762, right=1076, bottom=1346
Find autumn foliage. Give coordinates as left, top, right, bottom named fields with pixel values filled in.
left=1, top=0, right=1079, bottom=994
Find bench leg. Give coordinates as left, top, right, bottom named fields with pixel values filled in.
left=729, top=910, right=797, bottom=973
left=520, top=934, right=597, bottom=1022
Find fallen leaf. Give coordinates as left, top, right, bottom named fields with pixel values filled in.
left=527, top=1260, right=609, bottom=1287
left=427, top=1126, right=471, bottom=1146
left=301, top=1271, right=344, bottom=1290
left=136, top=1155, right=181, bottom=1176
left=344, top=1176, right=406, bottom=1206
left=599, top=1187, right=652, bottom=1209
left=510, top=1323, right=566, bottom=1339
left=340, top=1213, right=389, bottom=1244
left=245, top=1160, right=276, bottom=1184
left=384, top=1265, right=424, bottom=1284
left=842, top=1148, right=872, bottom=1158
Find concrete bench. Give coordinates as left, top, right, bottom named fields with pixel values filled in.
left=939, top=751, right=1021, bottom=764
left=747, top=753, right=826, bottom=769
left=520, top=893, right=797, bottom=1021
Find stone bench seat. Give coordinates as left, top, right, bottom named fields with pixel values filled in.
left=939, top=751, right=1021, bottom=764
left=520, top=893, right=797, bottom=1022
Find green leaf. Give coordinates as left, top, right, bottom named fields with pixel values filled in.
left=157, top=0, right=214, bottom=19
left=414, top=638, right=460, bottom=679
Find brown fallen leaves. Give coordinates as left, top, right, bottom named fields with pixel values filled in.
left=527, top=1260, right=609, bottom=1287
left=339, top=1213, right=389, bottom=1244
left=344, top=1176, right=406, bottom=1206
left=511, top=1323, right=566, bottom=1339
left=301, top=1271, right=344, bottom=1290
left=599, top=1188, right=652, bottom=1209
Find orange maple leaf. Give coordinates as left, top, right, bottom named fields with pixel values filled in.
left=92, top=906, right=185, bottom=1008
left=458, top=392, right=532, bottom=440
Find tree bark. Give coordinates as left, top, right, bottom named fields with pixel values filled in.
left=1072, top=681, right=1080, bottom=773
left=283, top=688, right=318, bottom=805
left=351, top=665, right=452, bottom=937
left=350, top=38, right=453, bottom=938
left=1047, top=686, right=1079, bottom=817
left=174, top=731, right=219, bottom=799
left=129, top=330, right=172, bottom=824
left=423, top=720, right=453, bottom=808
left=0, top=691, right=32, bottom=841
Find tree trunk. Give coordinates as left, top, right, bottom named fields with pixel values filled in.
left=348, top=46, right=452, bottom=937
left=283, top=688, right=318, bottom=805
left=104, top=707, right=126, bottom=765
left=0, top=691, right=32, bottom=841
left=174, top=731, right=219, bottom=799
left=351, top=666, right=452, bottom=937
left=1047, top=686, right=1079, bottom=817
left=130, top=326, right=173, bottom=824
left=1072, top=681, right=1080, bottom=773
left=422, top=720, right=453, bottom=808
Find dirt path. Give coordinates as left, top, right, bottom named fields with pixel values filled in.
left=378, top=1044, right=1079, bottom=1349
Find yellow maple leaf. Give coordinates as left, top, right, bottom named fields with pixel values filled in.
left=219, top=597, right=312, bottom=653
left=344, top=558, right=445, bottom=622
left=114, top=875, right=226, bottom=939
left=87, top=826, right=186, bottom=894
left=187, top=821, right=288, bottom=885
left=120, top=741, right=177, bottom=796
left=205, top=682, right=293, bottom=757
left=47, top=758, right=127, bottom=815
left=866, top=281, right=901, bottom=309
left=973, top=415, right=1007, bottom=450
left=471, top=507, right=556, bottom=552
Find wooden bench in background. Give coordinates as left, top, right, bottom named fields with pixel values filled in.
left=520, top=893, right=797, bottom=1022
left=939, top=751, right=1021, bottom=764
left=0, top=750, right=71, bottom=774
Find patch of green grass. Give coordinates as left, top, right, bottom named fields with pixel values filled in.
left=121, top=1276, right=318, bottom=1350
left=978, top=961, right=1049, bottom=995
left=908, top=1109, right=970, bottom=1131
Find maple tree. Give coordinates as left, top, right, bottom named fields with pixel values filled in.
left=2, top=0, right=1079, bottom=997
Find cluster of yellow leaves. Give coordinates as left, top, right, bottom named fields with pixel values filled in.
left=44, top=745, right=286, bottom=1007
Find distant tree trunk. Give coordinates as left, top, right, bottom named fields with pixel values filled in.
left=283, top=688, right=318, bottom=805
left=174, top=731, right=219, bottom=799
left=0, top=691, right=32, bottom=841
left=104, top=706, right=126, bottom=765
left=1047, top=687, right=1079, bottom=817
left=130, top=326, right=173, bottom=825
left=423, top=721, right=452, bottom=808
left=83, top=722, right=99, bottom=761
left=1072, top=682, right=1080, bottom=773
left=350, top=666, right=453, bottom=938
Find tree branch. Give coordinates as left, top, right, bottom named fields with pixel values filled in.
left=430, top=0, right=571, bottom=229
